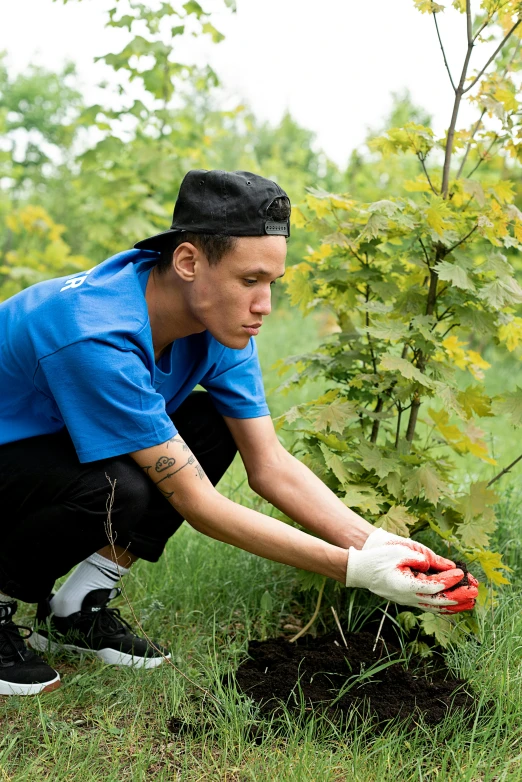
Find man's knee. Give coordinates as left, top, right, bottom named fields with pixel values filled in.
left=72, top=457, right=152, bottom=527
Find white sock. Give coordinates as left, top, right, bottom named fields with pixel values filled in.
left=50, top=553, right=130, bottom=617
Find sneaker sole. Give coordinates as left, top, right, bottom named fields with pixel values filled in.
left=0, top=673, right=61, bottom=697
left=29, top=633, right=169, bottom=669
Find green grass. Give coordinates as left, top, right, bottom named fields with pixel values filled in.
left=3, top=308, right=522, bottom=780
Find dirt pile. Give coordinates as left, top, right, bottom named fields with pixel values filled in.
left=232, top=630, right=475, bottom=727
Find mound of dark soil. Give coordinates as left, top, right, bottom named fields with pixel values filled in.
left=232, top=630, right=475, bottom=727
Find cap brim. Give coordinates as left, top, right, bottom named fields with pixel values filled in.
left=134, top=228, right=183, bottom=251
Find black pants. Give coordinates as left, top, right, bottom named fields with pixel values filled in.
left=0, top=392, right=237, bottom=603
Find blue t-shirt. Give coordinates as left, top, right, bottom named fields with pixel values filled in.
left=0, top=249, right=269, bottom=463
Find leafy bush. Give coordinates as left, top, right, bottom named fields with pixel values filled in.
left=278, top=0, right=522, bottom=643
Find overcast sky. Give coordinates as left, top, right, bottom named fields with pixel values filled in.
left=1, top=0, right=499, bottom=166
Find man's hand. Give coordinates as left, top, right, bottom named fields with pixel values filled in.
left=346, top=528, right=479, bottom=614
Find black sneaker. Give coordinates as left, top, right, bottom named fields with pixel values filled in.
left=0, top=602, right=60, bottom=696
left=29, top=589, right=170, bottom=670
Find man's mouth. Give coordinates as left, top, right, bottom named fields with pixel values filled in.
left=243, top=323, right=262, bottom=336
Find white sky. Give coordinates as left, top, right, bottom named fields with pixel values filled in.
left=0, top=0, right=500, bottom=166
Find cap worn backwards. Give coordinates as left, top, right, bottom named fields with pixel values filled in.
left=134, top=169, right=290, bottom=252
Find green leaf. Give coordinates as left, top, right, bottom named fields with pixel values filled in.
left=376, top=505, right=418, bottom=536
left=436, top=260, right=476, bottom=291
left=260, top=590, right=273, bottom=613
left=493, top=388, right=522, bottom=427
left=404, top=464, right=447, bottom=504
left=342, top=485, right=385, bottom=514
left=313, top=400, right=358, bottom=434
left=458, top=516, right=497, bottom=548
left=397, top=611, right=418, bottom=632
left=379, top=355, right=433, bottom=388
left=358, top=442, right=398, bottom=478
left=457, top=481, right=498, bottom=523
left=419, top=613, right=458, bottom=648
left=319, top=444, right=350, bottom=484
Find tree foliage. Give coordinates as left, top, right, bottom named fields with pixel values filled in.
left=279, top=0, right=522, bottom=644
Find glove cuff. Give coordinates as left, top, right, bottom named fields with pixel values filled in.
left=345, top=546, right=367, bottom=588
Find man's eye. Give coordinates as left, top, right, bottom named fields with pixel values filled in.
left=244, top=279, right=257, bottom=285
left=270, top=280, right=277, bottom=286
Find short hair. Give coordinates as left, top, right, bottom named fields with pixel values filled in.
left=156, top=195, right=291, bottom=273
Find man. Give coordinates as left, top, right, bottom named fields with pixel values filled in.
left=0, top=170, right=478, bottom=695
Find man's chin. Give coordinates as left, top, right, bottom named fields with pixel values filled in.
left=210, top=332, right=251, bottom=350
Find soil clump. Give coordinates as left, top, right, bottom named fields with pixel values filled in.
left=232, top=630, right=475, bottom=727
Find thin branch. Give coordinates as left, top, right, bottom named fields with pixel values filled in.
left=331, top=606, right=348, bottom=648
left=418, top=153, right=439, bottom=195
left=445, top=224, right=478, bottom=253
left=440, top=322, right=460, bottom=340
left=442, top=0, right=475, bottom=198
left=434, top=12, right=457, bottom=91
left=457, top=39, right=520, bottom=180
left=466, top=0, right=472, bottom=45
left=290, top=578, right=326, bottom=643
left=465, top=134, right=499, bottom=178
left=418, top=237, right=431, bottom=266
left=457, top=109, right=486, bottom=179
left=487, top=453, right=522, bottom=487
left=464, top=18, right=522, bottom=94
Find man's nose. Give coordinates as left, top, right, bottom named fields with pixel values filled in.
left=252, top=288, right=272, bottom=316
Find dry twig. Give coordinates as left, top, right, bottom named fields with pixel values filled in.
left=104, top=475, right=223, bottom=708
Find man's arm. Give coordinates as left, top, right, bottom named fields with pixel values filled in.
left=130, top=430, right=477, bottom=613
left=223, top=415, right=375, bottom=549
left=129, top=434, right=349, bottom=583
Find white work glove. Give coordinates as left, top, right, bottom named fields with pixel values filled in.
left=346, top=528, right=478, bottom=614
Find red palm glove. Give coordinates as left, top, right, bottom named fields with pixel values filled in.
left=346, top=529, right=479, bottom=614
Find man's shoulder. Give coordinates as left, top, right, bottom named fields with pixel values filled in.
left=4, top=249, right=155, bottom=359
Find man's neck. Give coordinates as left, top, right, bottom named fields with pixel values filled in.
left=145, top=266, right=204, bottom=360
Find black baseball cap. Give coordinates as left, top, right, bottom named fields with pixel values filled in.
left=134, top=169, right=290, bottom=252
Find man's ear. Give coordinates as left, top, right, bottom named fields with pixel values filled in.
left=173, top=242, right=200, bottom=282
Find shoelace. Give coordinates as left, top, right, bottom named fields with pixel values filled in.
left=0, top=621, right=32, bottom=663
left=83, top=602, right=137, bottom=642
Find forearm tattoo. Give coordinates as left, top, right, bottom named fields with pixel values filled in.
left=140, top=438, right=207, bottom=498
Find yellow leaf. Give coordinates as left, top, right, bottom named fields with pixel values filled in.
left=414, top=0, right=445, bottom=13
left=491, top=180, right=515, bottom=205
left=475, top=550, right=511, bottom=585
left=426, top=200, right=452, bottom=236
left=442, top=335, right=468, bottom=369
left=305, top=195, right=330, bottom=219
left=466, top=349, right=490, bottom=380
left=494, top=88, right=518, bottom=113
left=290, top=207, right=307, bottom=229
left=403, top=177, right=433, bottom=193
left=498, top=317, right=522, bottom=351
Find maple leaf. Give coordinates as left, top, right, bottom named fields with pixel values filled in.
left=498, top=317, right=522, bottom=352
left=457, top=386, right=492, bottom=418
left=313, top=401, right=358, bottom=434
left=358, top=442, right=398, bottom=478
left=379, top=354, right=433, bottom=387
left=475, top=550, right=511, bottom=586
left=436, top=261, right=476, bottom=291
left=493, top=388, right=522, bottom=427
left=457, top=481, right=498, bottom=524
left=419, top=613, right=459, bottom=648
left=319, top=443, right=350, bottom=485
left=405, top=464, right=447, bottom=505
left=458, top=515, right=497, bottom=548
left=376, top=505, right=418, bottom=536
left=342, top=485, right=385, bottom=515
